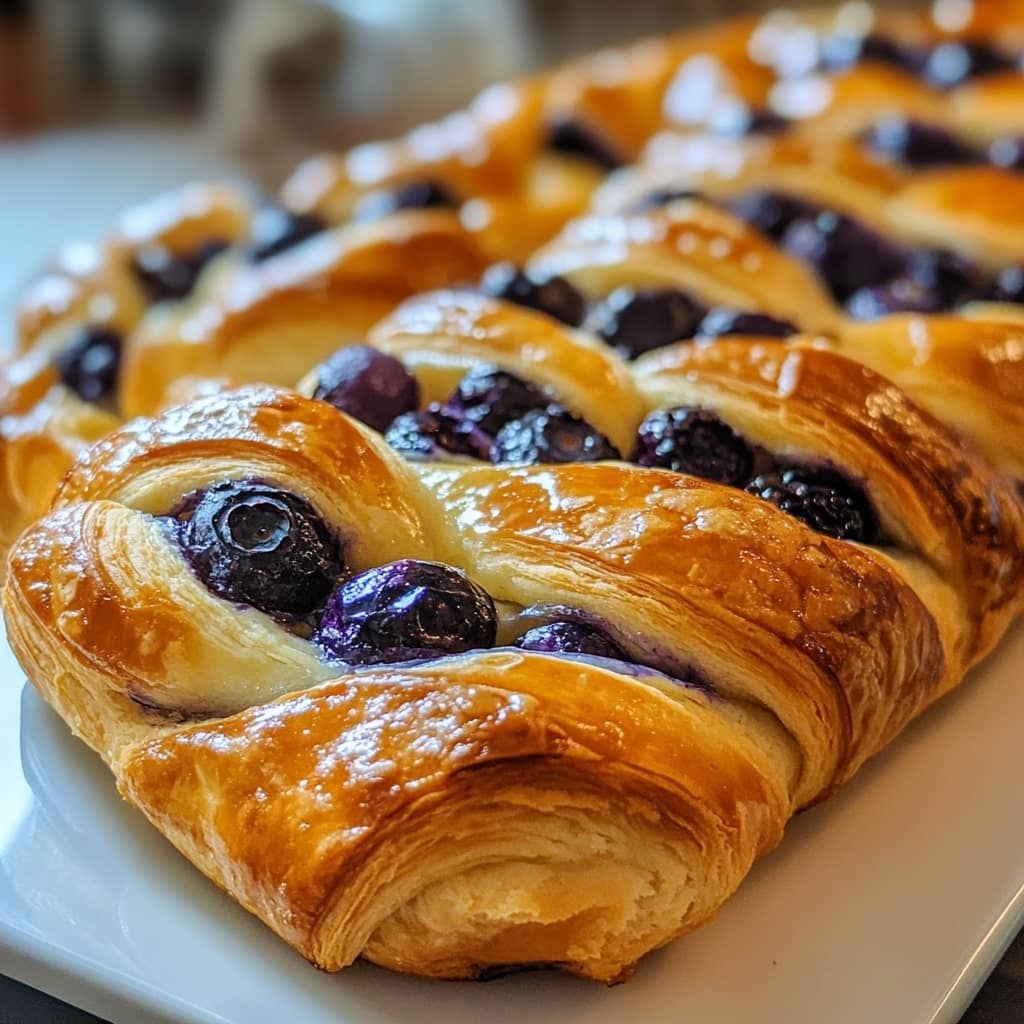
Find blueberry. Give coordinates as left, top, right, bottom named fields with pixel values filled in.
left=629, top=187, right=706, bottom=213
left=923, top=41, right=1014, bottom=90
left=586, top=287, right=707, bottom=359
left=316, top=558, right=497, bottom=664
left=633, top=407, right=754, bottom=486
left=744, top=465, right=876, bottom=542
left=545, top=118, right=625, bottom=171
left=249, top=206, right=326, bottom=262
left=178, top=480, right=343, bottom=616
left=695, top=308, right=797, bottom=340
left=862, top=117, right=978, bottom=167
left=385, top=404, right=491, bottom=461
left=905, top=248, right=981, bottom=305
left=479, top=262, right=586, bottom=326
left=708, top=105, right=788, bottom=138
left=446, top=365, right=550, bottom=436
left=728, top=190, right=823, bottom=241
left=844, top=278, right=946, bottom=319
left=988, top=266, right=1024, bottom=304
left=352, top=179, right=459, bottom=222
left=514, top=620, right=627, bottom=660
left=988, top=137, right=1024, bottom=171
left=314, top=345, right=419, bottom=432
left=819, top=33, right=923, bottom=73
left=133, top=239, right=228, bottom=304
left=55, top=326, right=122, bottom=405
left=781, top=210, right=907, bottom=301
left=490, top=406, right=620, bottom=464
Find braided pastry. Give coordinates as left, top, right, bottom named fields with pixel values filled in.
left=8, top=1, right=1024, bottom=565
left=7, top=375, right=1019, bottom=980
left=5, top=0, right=1024, bottom=983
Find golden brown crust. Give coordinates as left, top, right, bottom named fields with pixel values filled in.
left=16, top=182, right=251, bottom=353
left=827, top=315, right=1024, bottom=479
left=1, top=383, right=946, bottom=978
left=119, top=212, right=490, bottom=418
left=116, top=653, right=789, bottom=980
left=635, top=338, right=1024, bottom=664
left=529, top=202, right=842, bottom=332
left=4, top=1, right=1024, bottom=987
left=366, top=290, right=644, bottom=452
left=422, top=458, right=946, bottom=800
left=0, top=390, right=118, bottom=565
left=6, top=369, right=1019, bottom=979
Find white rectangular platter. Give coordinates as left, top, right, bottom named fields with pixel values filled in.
left=2, top=622, right=1023, bottom=1024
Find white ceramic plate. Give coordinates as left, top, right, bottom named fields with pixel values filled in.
left=2, top=621, right=1023, bottom=1024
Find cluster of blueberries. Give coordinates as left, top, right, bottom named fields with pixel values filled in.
left=311, top=330, right=876, bottom=544
left=56, top=162, right=1024, bottom=413
left=818, top=32, right=1020, bottom=91
left=642, top=186, right=1024, bottom=320
left=51, top=179, right=458, bottom=410
left=862, top=116, right=1024, bottom=173
left=169, top=479, right=630, bottom=667
left=56, top=29, right=1023, bottom=670
left=550, top=34, right=1024, bottom=157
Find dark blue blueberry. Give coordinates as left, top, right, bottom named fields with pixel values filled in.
left=862, top=117, right=978, bottom=167
left=514, top=620, right=627, bottom=660
left=178, top=480, right=343, bottom=616
left=629, top=187, right=705, bottom=213
left=845, top=279, right=946, bottom=319
left=633, top=407, right=754, bottom=486
left=133, top=239, right=228, bottom=304
left=745, top=465, right=876, bottom=542
left=988, top=137, right=1024, bottom=171
left=490, top=406, right=620, bottom=465
left=352, top=179, right=459, bottom=222
left=728, top=190, right=824, bottom=241
left=385, top=404, right=491, bottom=461
left=545, top=118, right=625, bottom=171
left=819, top=33, right=924, bottom=73
left=905, top=248, right=981, bottom=305
left=781, top=210, right=907, bottom=300
left=480, top=262, right=586, bottom=326
left=55, top=326, right=122, bottom=404
left=922, top=41, right=1015, bottom=90
left=586, top=287, right=707, bottom=359
left=314, top=346, right=419, bottom=432
left=446, top=365, right=550, bottom=437
left=708, top=105, right=789, bottom=138
left=249, top=207, right=327, bottom=262
left=316, top=558, right=497, bottom=664
left=988, top=266, right=1024, bottom=304
left=695, top=308, right=797, bottom=340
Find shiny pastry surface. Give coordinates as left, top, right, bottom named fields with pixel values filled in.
left=8, top=0, right=1024, bottom=565
left=4, top=0, right=1024, bottom=987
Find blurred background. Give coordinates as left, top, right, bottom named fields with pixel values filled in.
left=1, top=0, right=819, bottom=171
left=0, top=0, right=825, bottom=315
